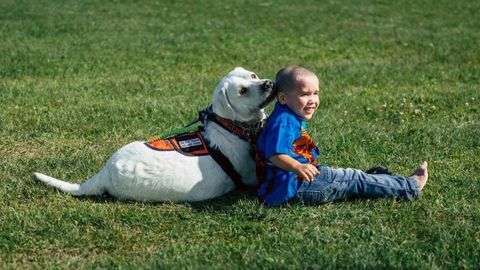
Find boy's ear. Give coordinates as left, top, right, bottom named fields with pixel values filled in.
left=277, top=92, right=287, bottom=105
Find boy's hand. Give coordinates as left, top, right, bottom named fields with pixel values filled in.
left=293, top=163, right=320, bottom=182
left=269, top=154, right=320, bottom=182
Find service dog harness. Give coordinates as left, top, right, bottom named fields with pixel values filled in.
left=145, top=106, right=263, bottom=190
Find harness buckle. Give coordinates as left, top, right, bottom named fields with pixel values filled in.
left=243, top=129, right=251, bottom=140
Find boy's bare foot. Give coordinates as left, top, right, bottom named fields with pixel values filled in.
left=412, top=161, right=428, bottom=190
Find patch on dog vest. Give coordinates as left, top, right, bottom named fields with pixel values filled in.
left=146, top=132, right=209, bottom=156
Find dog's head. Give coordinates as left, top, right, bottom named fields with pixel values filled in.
left=212, top=67, right=275, bottom=124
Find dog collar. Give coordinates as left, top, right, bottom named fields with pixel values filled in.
left=210, top=114, right=260, bottom=142
left=196, top=105, right=263, bottom=142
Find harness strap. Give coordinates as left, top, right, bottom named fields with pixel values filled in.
left=198, top=105, right=260, bottom=142
left=206, top=144, right=249, bottom=191
left=209, top=115, right=251, bottom=142
left=149, top=105, right=263, bottom=191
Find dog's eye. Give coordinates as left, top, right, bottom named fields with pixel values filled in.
left=240, top=88, right=248, bottom=95
left=251, top=74, right=257, bottom=79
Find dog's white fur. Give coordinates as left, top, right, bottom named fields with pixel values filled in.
left=34, top=67, right=273, bottom=202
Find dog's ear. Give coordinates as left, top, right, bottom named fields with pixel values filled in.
left=212, top=82, right=237, bottom=121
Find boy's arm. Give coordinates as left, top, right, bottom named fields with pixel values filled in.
left=269, top=154, right=319, bottom=182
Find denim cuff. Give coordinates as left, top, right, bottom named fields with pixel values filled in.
left=407, top=176, right=421, bottom=199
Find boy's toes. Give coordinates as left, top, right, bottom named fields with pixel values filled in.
left=412, top=161, right=428, bottom=190
left=412, top=161, right=428, bottom=177
left=420, top=161, right=428, bottom=170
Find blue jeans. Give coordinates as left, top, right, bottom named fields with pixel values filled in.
left=295, top=166, right=420, bottom=204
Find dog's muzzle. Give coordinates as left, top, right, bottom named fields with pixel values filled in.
left=262, top=80, right=274, bottom=91
left=258, top=80, right=276, bottom=109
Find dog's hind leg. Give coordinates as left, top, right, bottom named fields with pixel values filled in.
left=74, top=167, right=109, bottom=196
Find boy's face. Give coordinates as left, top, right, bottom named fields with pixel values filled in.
left=278, top=75, right=320, bottom=120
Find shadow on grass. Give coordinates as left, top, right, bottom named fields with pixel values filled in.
left=35, top=177, right=413, bottom=212
left=50, top=185, right=413, bottom=210
left=66, top=188, right=259, bottom=211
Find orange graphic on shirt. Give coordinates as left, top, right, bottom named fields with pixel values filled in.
left=292, top=129, right=318, bottom=164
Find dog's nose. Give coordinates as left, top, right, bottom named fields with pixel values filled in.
left=262, top=80, right=274, bottom=91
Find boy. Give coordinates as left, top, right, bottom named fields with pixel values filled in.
left=256, top=65, right=428, bottom=206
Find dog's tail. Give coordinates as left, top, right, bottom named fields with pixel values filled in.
left=34, top=170, right=107, bottom=196
left=34, top=173, right=81, bottom=195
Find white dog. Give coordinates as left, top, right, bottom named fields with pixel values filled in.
left=34, top=67, right=275, bottom=202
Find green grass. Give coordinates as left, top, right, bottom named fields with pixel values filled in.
left=1, top=0, right=479, bottom=268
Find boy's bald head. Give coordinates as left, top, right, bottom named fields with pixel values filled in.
left=275, top=65, right=317, bottom=94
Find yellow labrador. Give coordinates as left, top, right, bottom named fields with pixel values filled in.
left=35, top=67, right=274, bottom=202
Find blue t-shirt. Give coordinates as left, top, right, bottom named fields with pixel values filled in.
left=257, top=102, right=320, bottom=206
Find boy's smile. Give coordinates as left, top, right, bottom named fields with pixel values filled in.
left=278, top=75, right=320, bottom=120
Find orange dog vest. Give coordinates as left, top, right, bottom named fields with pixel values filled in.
left=146, top=132, right=209, bottom=156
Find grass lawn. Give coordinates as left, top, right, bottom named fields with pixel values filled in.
left=1, top=0, right=479, bottom=268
